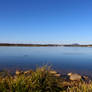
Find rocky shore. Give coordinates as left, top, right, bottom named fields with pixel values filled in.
left=0, top=66, right=92, bottom=92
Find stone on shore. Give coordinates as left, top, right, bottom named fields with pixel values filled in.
left=16, top=70, right=21, bottom=75
left=67, top=73, right=82, bottom=81
left=49, top=70, right=61, bottom=77
left=24, top=70, right=33, bottom=74
left=49, top=70, right=57, bottom=74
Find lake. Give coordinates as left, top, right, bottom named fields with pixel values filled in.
left=0, top=46, right=92, bottom=77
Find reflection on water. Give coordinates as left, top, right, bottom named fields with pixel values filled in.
left=0, top=46, right=92, bottom=76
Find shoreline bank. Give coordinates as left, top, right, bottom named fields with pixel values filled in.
left=0, top=43, right=92, bottom=47
left=0, top=66, right=92, bottom=92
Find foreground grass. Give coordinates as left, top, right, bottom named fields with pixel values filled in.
left=66, top=82, right=92, bottom=92
left=0, top=66, right=92, bottom=92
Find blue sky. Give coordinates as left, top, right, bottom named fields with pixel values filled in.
left=0, top=0, right=92, bottom=44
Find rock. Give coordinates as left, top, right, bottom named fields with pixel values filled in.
left=24, top=70, right=33, bottom=74
left=54, top=74, right=61, bottom=77
left=16, top=70, right=21, bottom=75
left=83, top=76, right=88, bottom=80
left=67, top=73, right=81, bottom=81
left=49, top=70, right=61, bottom=77
left=82, top=76, right=91, bottom=83
left=49, top=70, right=57, bottom=74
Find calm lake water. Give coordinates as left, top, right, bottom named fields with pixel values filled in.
left=0, top=46, right=92, bottom=76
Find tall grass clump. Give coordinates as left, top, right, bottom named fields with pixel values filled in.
left=66, top=82, right=92, bottom=92
left=0, top=66, right=63, bottom=92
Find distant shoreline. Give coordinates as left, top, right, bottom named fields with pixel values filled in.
left=0, top=43, right=92, bottom=47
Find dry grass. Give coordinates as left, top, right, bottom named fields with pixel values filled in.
left=0, top=65, right=91, bottom=92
